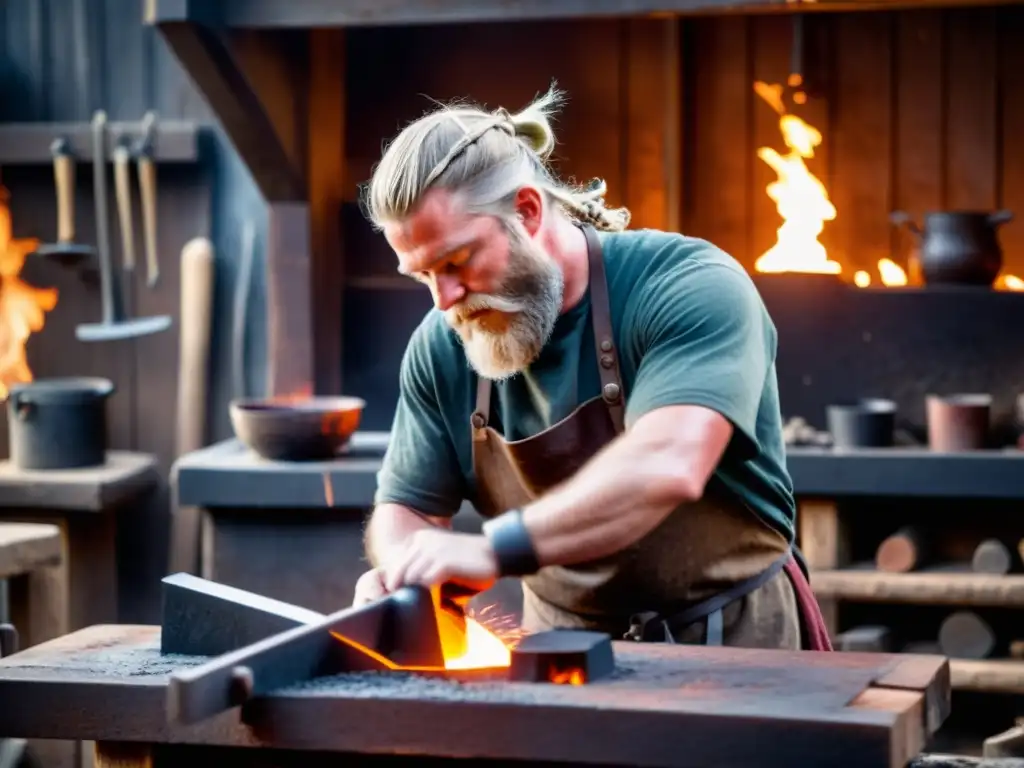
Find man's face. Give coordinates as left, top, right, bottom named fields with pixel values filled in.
left=384, top=188, right=563, bottom=380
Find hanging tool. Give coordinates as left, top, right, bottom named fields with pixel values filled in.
left=135, top=111, right=160, bottom=288
left=112, top=138, right=136, bottom=273
left=169, top=236, right=215, bottom=575
left=30, top=138, right=95, bottom=268
left=76, top=111, right=172, bottom=343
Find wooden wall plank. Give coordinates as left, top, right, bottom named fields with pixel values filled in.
left=892, top=10, right=944, bottom=273
left=750, top=15, right=794, bottom=268
left=945, top=8, right=999, bottom=212
left=622, top=18, right=682, bottom=232
left=685, top=16, right=753, bottom=264
left=344, top=19, right=625, bottom=243
left=998, top=5, right=1024, bottom=274
left=830, top=12, right=894, bottom=275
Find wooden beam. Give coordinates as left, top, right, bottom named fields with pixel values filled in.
left=266, top=203, right=314, bottom=397
left=307, top=29, right=346, bottom=395
left=146, top=0, right=1024, bottom=27
left=148, top=0, right=796, bottom=27
left=810, top=569, right=1024, bottom=607
left=154, top=21, right=304, bottom=202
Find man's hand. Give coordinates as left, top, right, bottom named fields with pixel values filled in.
left=352, top=567, right=390, bottom=606
left=381, top=529, right=498, bottom=594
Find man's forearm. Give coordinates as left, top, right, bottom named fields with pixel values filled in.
left=521, top=405, right=731, bottom=567
left=364, top=503, right=452, bottom=567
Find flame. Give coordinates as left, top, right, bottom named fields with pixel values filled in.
left=549, top=667, right=586, bottom=685
left=0, top=187, right=57, bottom=399
left=440, top=615, right=511, bottom=670
left=331, top=600, right=515, bottom=675
left=996, top=274, right=1024, bottom=291
left=753, top=82, right=840, bottom=276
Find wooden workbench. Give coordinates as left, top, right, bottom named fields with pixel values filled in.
left=0, top=624, right=951, bottom=768
left=0, top=452, right=159, bottom=645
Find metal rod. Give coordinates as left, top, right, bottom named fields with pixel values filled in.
left=91, top=111, right=121, bottom=326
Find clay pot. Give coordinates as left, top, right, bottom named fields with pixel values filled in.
left=926, top=394, right=991, bottom=451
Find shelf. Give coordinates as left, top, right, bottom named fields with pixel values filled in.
left=950, top=659, right=1024, bottom=695
left=0, top=120, right=204, bottom=165
left=810, top=569, right=1024, bottom=607
left=787, top=447, right=1024, bottom=499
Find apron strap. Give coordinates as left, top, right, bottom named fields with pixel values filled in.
left=471, top=374, right=491, bottom=440
left=625, top=551, right=791, bottom=644
left=581, top=225, right=626, bottom=435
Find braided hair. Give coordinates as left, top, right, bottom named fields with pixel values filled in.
left=363, top=85, right=631, bottom=233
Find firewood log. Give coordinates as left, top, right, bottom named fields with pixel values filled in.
left=876, top=526, right=930, bottom=573
left=973, top=539, right=1015, bottom=575
left=938, top=611, right=996, bottom=659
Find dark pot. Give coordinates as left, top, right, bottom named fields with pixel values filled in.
left=827, top=398, right=897, bottom=448
left=890, top=210, right=1012, bottom=286
left=7, top=377, right=114, bottom=470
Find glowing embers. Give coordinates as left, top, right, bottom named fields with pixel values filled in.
left=330, top=583, right=515, bottom=676
left=329, top=585, right=615, bottom=684
left=508, top=630, right=614, bottom=685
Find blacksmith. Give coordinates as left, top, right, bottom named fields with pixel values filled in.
left=351, top=87, right=831, bottom=650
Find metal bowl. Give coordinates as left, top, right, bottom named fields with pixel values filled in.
left=229, top=396, right=367, bottom=461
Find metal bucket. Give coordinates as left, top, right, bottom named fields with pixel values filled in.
left=7, top=377, right=114, bottom=470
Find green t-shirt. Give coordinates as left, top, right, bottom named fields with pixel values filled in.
left=375, top=228, right=797, bottom=540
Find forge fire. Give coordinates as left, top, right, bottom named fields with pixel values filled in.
left=0, top=186, right=58, bottom=398
left=158, top=572, right=612, bottom=730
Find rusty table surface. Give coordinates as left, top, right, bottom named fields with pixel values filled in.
left=0, top=624, right=950, bottom=768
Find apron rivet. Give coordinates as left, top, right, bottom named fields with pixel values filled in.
left=602, top=383, right=621, bottom=401
left=471, top=412, right=486, bottom=429
left=600, top=339, right=613, bottom=352
left=600, top=354, right=614, bottom=369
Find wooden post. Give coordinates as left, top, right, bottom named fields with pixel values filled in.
left=94, top=742, right=153, bottom=768
left=622, top=17, right=683, bottom=232
left=798, top=500, right=847, bottom=637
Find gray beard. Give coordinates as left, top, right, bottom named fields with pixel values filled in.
left=446, top=233, right=564, bottom=381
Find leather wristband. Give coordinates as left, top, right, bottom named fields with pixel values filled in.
left=482, top=508, right=541, bottom=577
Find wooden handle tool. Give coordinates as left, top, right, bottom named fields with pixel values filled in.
left=169, top=237, right=215, bottom=575
left=113, top=142, right=136, bottom=271
left=52, top=139, right=76, bottom=244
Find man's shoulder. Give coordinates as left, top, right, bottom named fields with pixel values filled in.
left=601, top=229, right=752, bottom=289
left=600, top=229, right=764, bottom=324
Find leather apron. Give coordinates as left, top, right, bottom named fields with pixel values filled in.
left=470, top=225, right=833, bottom=650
